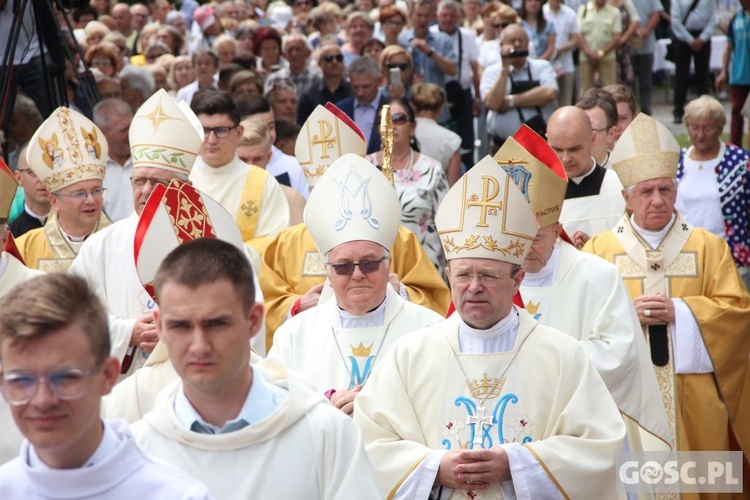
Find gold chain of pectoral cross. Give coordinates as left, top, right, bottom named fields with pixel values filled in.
left=331, top=319, right=393, bottom=389
left=448, top=329, right=532, bottom=446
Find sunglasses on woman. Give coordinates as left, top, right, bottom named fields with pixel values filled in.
left=391, top=112, right=409, bottom=125
left=385, top=62, right=410, bottom=71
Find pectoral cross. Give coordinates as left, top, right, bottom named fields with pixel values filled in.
left=467, top=405, right=493, bottom=447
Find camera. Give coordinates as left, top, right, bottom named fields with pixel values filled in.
left=507, top=49, right=529, bottom=59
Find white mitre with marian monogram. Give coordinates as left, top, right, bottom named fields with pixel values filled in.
left=303, top=153, right=401, bottom=255
left=295, top=103, right=367, bottom=188
left=134, top=179, right=246, bottom=300
left=611, top=113, right=680, bottom=188
left=436, top=155, right=538, bottom=265
left=26, top=107, right=108, bottom=192
left=129, top=89, right=203, bottom=176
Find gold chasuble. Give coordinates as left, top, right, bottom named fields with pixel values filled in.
left=583, top=214, right=750, bottom=461
left=16, top=212, right=110, bottom=273
left=355, top=312, right=626, bottom=499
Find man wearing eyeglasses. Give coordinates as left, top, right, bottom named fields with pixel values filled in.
left=9, top=148, right=49, bottom=238
left=0, top=274, right=213, bottom=497
left=14, top=108, right=111, bottom=273
left=267, top=155, right=442, bottom=416
left=297, top=41, right=353, bottom=124
left=70, top=89, right=226, bottom=379
left=576, top=88, right=620, bottom=169
left=546, top=106, right=625, bottom=249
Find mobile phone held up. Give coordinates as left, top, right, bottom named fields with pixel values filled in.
left=389, top=67, right=402, bottom=85
left=507, top=49, right=529, bottom=59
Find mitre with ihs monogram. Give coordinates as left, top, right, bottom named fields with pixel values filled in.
left=129, top=88, right=204, bottom=176
left=435, top=155, right=539, bottom=265
left=295, top=103, right=367, bottom=188
left=134, top=179, right=246, bottom=301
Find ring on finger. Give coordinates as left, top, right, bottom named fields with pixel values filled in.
left=645, top=309, right=651, bottom=317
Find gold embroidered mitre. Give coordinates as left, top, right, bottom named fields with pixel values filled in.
left=436, top=155, right=538, bottom=264
left=26, top=107, right=107, bottom=192
left=295, top=103, right=367, bottom=188
left=304, top=153, right=401, bottom=255
left=130, top=89, right=203, bottom=175
left=494, top=125, right=568, bottom=228
left=610, top=113, right=679, bottom=188
left=0, top=158, right=19, bottom=224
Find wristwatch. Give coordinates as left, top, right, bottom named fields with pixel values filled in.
left=508, top=95, right=515, bottom=108
left=427, top=49, right=435, bottom=58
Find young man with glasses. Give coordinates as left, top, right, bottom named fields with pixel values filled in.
left=576, top=88, right=619, bottom=168
left=0, top=273, right=212, bottom=498
left=189, top=90, right=290, bottom=252
left=71, top=89, right=212, bottom=379
left=267, top=154, right=442, bottom=415
left=15, top=109, right=111, bottom=273
left=297, top=41, right=353, bottom=124
left=9, top=148, right=50, bottom=238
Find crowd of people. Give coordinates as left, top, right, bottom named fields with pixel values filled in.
left=0, top=0, right=749, bottom=498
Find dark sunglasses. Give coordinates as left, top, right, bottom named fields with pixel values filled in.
left=493, top=22, right=510, bottom=29
left=326, top=257, right=387, bottom=276
left=385, top=62, right=410, bottom=71
left=322, top=54, right=344, bottom=63
left=391, top=112, right=408, bottom=125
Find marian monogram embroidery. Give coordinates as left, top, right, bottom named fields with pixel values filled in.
left=346, top=342, right=375, bottom=390
left=442, top=395, right=533, bottom=450
left=334, top=166, right=378, bottom=231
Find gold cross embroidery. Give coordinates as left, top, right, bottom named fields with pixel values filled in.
left=241, top=200, right=258, bottom=217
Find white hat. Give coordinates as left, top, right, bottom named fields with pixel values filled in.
left=130, top=89, right=203, bottom=175
left=26, top=107, right=107, bottom=192
left=303, top=153, right=401, bottom=255
left=611, top=113, right=680, bottom=188
left=134, top=179, right=246, bottom=300
left=495, top=125, right=568, bottom=228
left=0, top=158, right=18, bottom=224
left=295, top=103, right=367, bottom=188
left=436, top=155, right=538, bottom=265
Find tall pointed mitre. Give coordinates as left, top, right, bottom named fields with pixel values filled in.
left=436, top=155, right=538, bottom=264
left=129, top=89, right=204, bottom=175
left=295, top=103, right=367, bottom=188
left=134, top=179, right=245, bottom=300
left=610, top=113, right=680, bottom=188
left=303, top=153, right=401, bottom=255
left=26, top=107, right=108, bottom=192
left=0, top=158, right=18, bottom=224
left=494, top=125, right=568, bottom=228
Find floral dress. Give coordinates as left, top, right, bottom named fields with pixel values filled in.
left=367, top=151, right=449, bottom=276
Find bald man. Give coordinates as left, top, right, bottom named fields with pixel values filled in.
left=546, top=106, right=625, bottom=247
left=480, top=24, right=558, bottom=153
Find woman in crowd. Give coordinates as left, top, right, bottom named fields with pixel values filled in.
left=230, top=70, right=265, bottom=100
left=308, top=4, right=344, bottom=48
left=379, top=6, right=407, bottom=46
left=609, top=0, right=640, bottom=86
left=410, top=83, right=462, bottom=187
left=266, top=80, right=298, bottom=122
left=379, top=45, right=415, bottom=100
left=362, top=38, right=386, bottom=60
left=253, top=26, right=288, bottom=73
left=214, top=34, right=241, bottom=67
left=156, top=25, right=185, bottom=56
left=84, top=20, right=111, bottom=49
left=342, top=12, right=374, bottom=66
left=677, top=95, right=750, bottom=290
left=477, top=5, right=517, bottom=70
left=85, top=42, right=121, bottom=78
left=168, top=55, right=195, bottom=95
left=236, top=23, right=257, bottom=55
left=367, top=99, right=449, bottom=276
left=520, top=0, right=556, bottom=60
left=462, top=0, right=483, bottom=33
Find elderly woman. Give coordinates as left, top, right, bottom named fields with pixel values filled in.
left=379, top=45, right=414, bottom=100
left=366, top=98, right=449, bottom=276
left=156, top=25, right=185, bottom=56
left=253, top=26, right=288, bottom=73
left=85, top=42, right=121, bottom=78
left=342, top=12, right=374, bottom=66
left=410, top=83, right=462, bottom=186
left=379, top=6, right=407, bottom=46
left=677, top=95, right=750, bottom=289
left=230, top=70, right=265, bottom=100
left=168, top=55, right=195, bottom=95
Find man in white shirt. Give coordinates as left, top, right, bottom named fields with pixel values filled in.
left=543, top=0, right=580, bottom=106
left=355, top=155, right=625, bottom=499
left=131, top=238, right=382, bottom=499
left=94, top=98, right=135, bottom=222
left=0, top=274, right=212, bottom=499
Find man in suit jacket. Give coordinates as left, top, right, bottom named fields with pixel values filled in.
left=335, top=56, right=388, bottom=155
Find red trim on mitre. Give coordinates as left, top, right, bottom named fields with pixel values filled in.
left=559, top=229, right=574, bottom=246
left=134, top=183, right=167, bottom=266
left=324, top=102, right=366, bottom=143
left=4, top=233, right=25, bottom=264
left=160, top=180, right=217, bottom=243
left=513, top=125, right=568, bottom=181
left=0, top=157, right=15, bottom=178
left=445, top=291, right=526, bottom=318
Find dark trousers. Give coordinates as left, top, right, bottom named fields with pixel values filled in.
left=673, top=35, right=711, bottom=118
left=450, top=87, right=475, bottom=168
left=729, top=84, right=750, bottom=148
left=1, top=56, right=52, bottom=130
left=631, top=52, right=655, bottom=115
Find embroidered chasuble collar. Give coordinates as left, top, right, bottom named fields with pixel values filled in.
left=522, top=242, right=560, bottom=287
left=630, top=213, right=676, bottom=249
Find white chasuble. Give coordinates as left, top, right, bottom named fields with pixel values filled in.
left=268, top=286, right=443, bottom=392
left=355, top=310, right=626, bottom=499
left=520, top=240, right=671, bottom=452
left=0, top=252, right=43, bottom=299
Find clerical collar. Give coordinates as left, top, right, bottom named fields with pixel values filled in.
left=458, top=308, right=519, bottom=341
left=522, top=242, right=560, bottom=287
left=630, top=213, right=676, bottom=249
left=570, top=158, right=597, bottom=185
left=28, top=420, right=118, bottom=469
left=174, top=367, right=288, bottom=434
left=24, top=204, right=48, bottom=225
left=60, top=227, right=89, bottom=243
left=337, top=295, right=388, bottom=329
